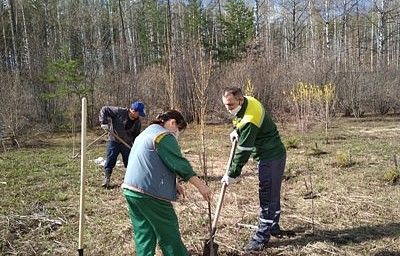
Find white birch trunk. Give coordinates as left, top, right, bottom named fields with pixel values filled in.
left=44, top=1, right=50, bottom=59
left=343, top=0, right=347, bottom=72
left=118, top=0, right=127, bottom=71
left=56, top=0, right=63, bottom=52
left=254, top=0, right=260, bottom=40
left=377, top=0, right=385, bottom=65
left=166, top=0, right=175, bottom=109
left=1, top=9, right=8, bottom=70
left=324, top=0, right=330, bottom=53
left=96, top=25, right=104, bottom=76
left=397, top=22, right=400, bottom=69
left=108, top=0, right=117, bottom=70
left=309, top=0, right=315, bottom=67
left=387, top=22, right=390, bottom=66
left=20, top=0, right=31, bottom=76
left=8, top=0, right=18, bottom=71
left=7, top=0, right=21, bottom=133
left=265, top=0, right=272, bottom=59
left=371, top=21, right=374, bottom=72
left=125, top=2, right=134, bottom=73
left=334, top=18, right=337, bottom=73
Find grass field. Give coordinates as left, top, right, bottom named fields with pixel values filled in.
left=1, top=116, right=400, bottom=256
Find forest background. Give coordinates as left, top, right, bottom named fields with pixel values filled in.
left=1, top=0, right=400, bottom=137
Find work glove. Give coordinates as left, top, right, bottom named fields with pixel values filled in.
left=230, top=130, right=238, bottom=143
left=221, top=174, right=236, bottom=186
left=101, top=124, right=110, bottom=131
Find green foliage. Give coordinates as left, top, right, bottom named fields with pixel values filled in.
left=285, top=136, right=301, bottom=149
left=41, top=59, right=91, bottom=129
left=42, top=59, right=89, bottom=100
left=184, top=0, right=205, bottom=41
left=314, top=180, right=328, bottom=193
left=136, top=1, right=166, bottom=64
left=383, top=168, right=400, bottom=185
left=217, top=0, right=254, bottom=61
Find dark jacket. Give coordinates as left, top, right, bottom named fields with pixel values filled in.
left=99, top=106, right=141, bottom=145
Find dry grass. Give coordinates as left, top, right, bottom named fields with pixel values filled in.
left=1, top=116, right=400, bottom=255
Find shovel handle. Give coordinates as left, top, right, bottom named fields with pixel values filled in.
left=211, top=139, right=238, bottom=233
left=110, top=130, right=132, bottom=149
left=73, top=131, right=108, bottom=159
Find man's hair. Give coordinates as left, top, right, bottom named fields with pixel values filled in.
left=151, top=110, right=187, bottom=131
left=223, top=86, right=244, bottom=100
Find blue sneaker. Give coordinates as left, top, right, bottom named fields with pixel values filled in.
left=243, top=239, right=265, bottom=252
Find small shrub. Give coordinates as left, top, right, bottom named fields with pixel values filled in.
left=283, top=164, right=299, bottom=180
left=285, top=137, right=301, bottom=149
left=335, top=150, right=354, bottom=167
left=383, top=168, right=400, bottom=185
left=314, top=180, right=327, bottom=193
left=309, top=142, right=328, bottom=156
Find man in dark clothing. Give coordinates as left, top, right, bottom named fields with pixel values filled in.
left=99, top=101, right=145, bottom=188
left=221, top=87, right=287, bottom=252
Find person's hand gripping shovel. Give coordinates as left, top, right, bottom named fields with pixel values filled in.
left=101, top=124, right=132, bottom=149
left=203, top=138, right=238, bottom=256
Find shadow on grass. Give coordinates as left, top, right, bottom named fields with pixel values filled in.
left=268, top=222, right=400, bottom=248
left=373, top=250, right=400, bottom=256
left=207, top=223, right=400, bottom=255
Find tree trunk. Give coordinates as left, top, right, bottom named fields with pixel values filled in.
left=118, top=0, right=127, bottom=71
left=108, top=0, right=117, bottom=70
left=309, top=0, right=315, bottom=67
left=8, top=0, right=19, bottom=71
left=1, top=6, right=8, bottom=71
left=371, top=21, right=374, bottom=72
left=165, top=0, right=175, bottom=109
left=254, top=0, right=260, bottom=40
left=324, top=0, right=330, bottom=54
left=20, top=0, right=32, bottom=77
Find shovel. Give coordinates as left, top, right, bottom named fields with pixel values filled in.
left=203, top=139, right=238, bottom=256
left=72, top=131, right=108, bottom=159
left=110, top=130, right=132, bottom=149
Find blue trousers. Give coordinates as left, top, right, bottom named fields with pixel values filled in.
left=252, top=154, right=286, bottom=243
left=104, top=140, right=131, bottom=176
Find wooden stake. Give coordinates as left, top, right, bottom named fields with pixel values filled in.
left=78, top=98, right=87, bottom=256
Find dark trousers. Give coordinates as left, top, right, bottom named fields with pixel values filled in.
left=104, top=140, right=131, bottom=176
left=252, top=154, right=286, bottom=243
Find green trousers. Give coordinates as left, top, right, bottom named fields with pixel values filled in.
left=123, top=189, right=189, bottom=256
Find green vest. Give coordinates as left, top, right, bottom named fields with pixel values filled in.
left=228, top=96, right=286, bottom=177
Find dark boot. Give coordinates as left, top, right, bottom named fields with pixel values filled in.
left=102, top=169, right=112, bottom=188
left=243, top=239, right=265, bottom=252
left=270, top=223, right=282, bottom=238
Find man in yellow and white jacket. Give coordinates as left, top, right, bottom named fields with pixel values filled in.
left=221, top=87, right=287, bottom=252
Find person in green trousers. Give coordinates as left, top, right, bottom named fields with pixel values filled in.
left=122, top=110, right=212, bottom=256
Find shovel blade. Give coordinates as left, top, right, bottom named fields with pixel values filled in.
left=202, top=239, right=219, bottom=256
